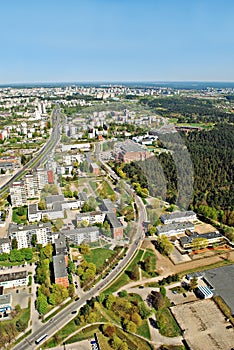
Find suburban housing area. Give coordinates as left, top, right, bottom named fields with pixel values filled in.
left=0, top=84, right=233, bottom=350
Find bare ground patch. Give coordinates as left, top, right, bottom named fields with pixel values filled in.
left=172, top=299, right=234, bottom=350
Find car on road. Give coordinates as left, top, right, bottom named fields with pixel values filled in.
left=149, top=318, right=157, bottom=328
left=71, top=310, right=77, bottom=314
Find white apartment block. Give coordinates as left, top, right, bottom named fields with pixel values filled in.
left=0, top=238, right=11, bottom=254
left=61, top=227, right=99, bottom=245
left=10, top=169, right=54, bottom=207
left=24, top=174, right=39, bottom=198
left=76, top=211, right=105, bottom=225
left=8, top=223, right=51, bottom=248
left=10, top=181, right=26, bottom=207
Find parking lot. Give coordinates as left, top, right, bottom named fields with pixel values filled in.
left=172, top=299, right=234, bottom=350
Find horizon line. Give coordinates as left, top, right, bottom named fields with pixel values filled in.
left=1, top=80, right=234, bottom=86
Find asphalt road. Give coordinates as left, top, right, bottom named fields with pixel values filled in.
left=0, top=107, right=61, bottom=195
left=13, top=137, right=147, bottom=350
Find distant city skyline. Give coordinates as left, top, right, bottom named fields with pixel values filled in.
left=1, top=0, right=234, bottom=84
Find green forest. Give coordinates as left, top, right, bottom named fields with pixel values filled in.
left=156, top=124, right=234, bottom=225
left=119, top=124, right=234, bottom=227
left=139, top=96, right=234, bottom=123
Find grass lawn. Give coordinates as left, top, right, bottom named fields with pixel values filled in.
left=156, top=308, right=182, bottom=337
left=116, top=327, right=152, bottom=350
left=89, top=180, right=97, bottom=191
left=98, top=180, right=115, bottom=196
left=12, top=207, right=28, bottom=224
left=103, top=272, right=130, bottom=295
left=141, top=249, right=157, bottom=278
left=138, top=320, right=151, bottom=340
left=85, top=248, right=115, bottom=269
left=66, top=325, right=101, bottom=343
left=20, top=299, right=31, bottom=325
left=127, top=249, right=144, bottom=272
left=103, top=249, right=144, bottom=294
left=42, top=320, right=78, bottom=348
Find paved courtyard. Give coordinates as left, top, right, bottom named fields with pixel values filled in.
left=172, top=299, right=234, bottom=350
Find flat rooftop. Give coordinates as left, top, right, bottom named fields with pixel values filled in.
left=204, top=265, right=234, bottom=314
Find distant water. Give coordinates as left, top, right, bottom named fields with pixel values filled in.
left=1, top=81, right=234, bottom=90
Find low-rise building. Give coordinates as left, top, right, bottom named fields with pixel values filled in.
left=180, top=231, right=224, bottom=249
left=157, top=221, right=194, bottom=237
left=115, top=140, right=153, bottom=163
left=61, top=143, right=90, bottom=152
left=196, top=285, right=213, bottom=299
left=28, top=204, right=42, bottom=222
left=76, top=211, right=105, bottom=225
left=0, top=294, right=12, bottom=317
left=41, top=202, right=64, bottom=220
left=89, top=162, right=100, bottom=176
left=52, top=255, right=69, bottom=288
left=0, top=156, right=20, bottom=171
left=106, top=212, right=124, bottom=239
left=45, top=195, right=65, bottom=209
left=160, top=211, right=197, bottom=224
left=0, top=271, right=28, bottom=288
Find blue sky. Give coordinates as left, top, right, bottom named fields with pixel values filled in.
left=1, top=0, right=234, bottom=83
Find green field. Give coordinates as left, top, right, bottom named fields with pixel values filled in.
left=104, top=249, right=144, bottom=294
left=12, top=207, right=28, bottom=224
left=141, top=249, right=157, bottom=278
left=156, top=308, right=182, bottom=337
left=85, top=248, right=115, bottom=269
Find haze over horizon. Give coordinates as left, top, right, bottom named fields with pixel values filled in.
left=1, top=0, right=234, bottom=84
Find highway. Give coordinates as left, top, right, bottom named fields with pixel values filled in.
left=0, top=107, right=61, bottom=195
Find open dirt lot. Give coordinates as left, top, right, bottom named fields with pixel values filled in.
left=194, top=222, right=217, bottom=234
left=172, top=299, right=234, bottom=350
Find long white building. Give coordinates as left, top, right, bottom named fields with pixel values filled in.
left=160, top=211, right=197, bottom=224
left=8, top=222, right=52, bottom=248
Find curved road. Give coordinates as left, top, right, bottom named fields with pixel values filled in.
left=13, top=139, right=147, bottom=350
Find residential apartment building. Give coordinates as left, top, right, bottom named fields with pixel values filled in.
left=8, top=222, right=51, bottom=248
left=10, top=168, right=54, bottom=206
left=76, top=211, right=105, bottom=225
left=61, top=227, right=100, bottom=245
left=106, top=212, right=124, bottom=239
left=0, top=238, right=11, bottom=254
left=24, top=173, right=39, bottom=198
left=101, top=199, right=116, bottom=214
left=10, top=181, right=26, bottom=207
